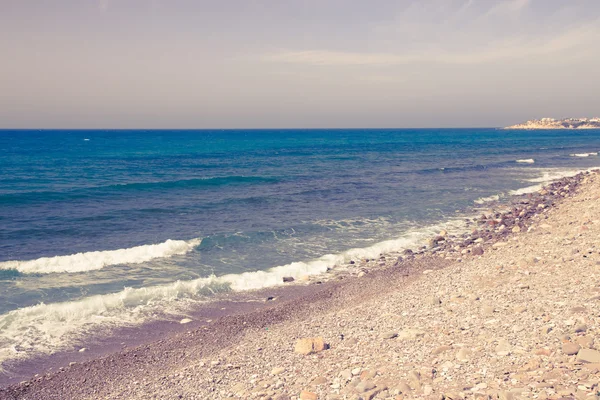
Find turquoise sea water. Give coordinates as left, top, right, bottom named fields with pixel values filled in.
left=1, top=128, right=600, bottom=366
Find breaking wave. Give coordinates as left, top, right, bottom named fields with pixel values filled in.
left=570, top=152, right=598, bottom=157
left=0, top=239, right=201, bottom=275
left=0, top=218, right=467, bottom=367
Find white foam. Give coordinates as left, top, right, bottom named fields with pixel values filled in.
left=508, top=184, right=544, bottom=196
left=474, top=194, right=502, bottom=204
left=0, top=218, right=467, bottom=367
left=509, top=166, right=600, bottom=195
left=516, top=159, right=535, bottom=164
left=570, top=152, right=598, bottom=157
left=525, top=167, right=599, bottom=183
left=0, top=239, right=201, bottom=275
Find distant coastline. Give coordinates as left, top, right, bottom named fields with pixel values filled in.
left=505, top=117, right=600, bottom=130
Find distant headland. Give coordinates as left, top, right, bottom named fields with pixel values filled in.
left=505, top=117, right=600, bottom=130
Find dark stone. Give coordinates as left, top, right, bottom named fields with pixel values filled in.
left=282, top=276, right=295, bottom=283
left=472, top=246, right=484, bottom=256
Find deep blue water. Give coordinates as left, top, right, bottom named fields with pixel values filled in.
left=1, top=128, right=600, bottom=365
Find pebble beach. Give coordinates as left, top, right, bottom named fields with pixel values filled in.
left=3, top=170, right=600, bottom=399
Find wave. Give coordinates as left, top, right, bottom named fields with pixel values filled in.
left=508, top=167, right=600, bottom=195
left=0, top=176, right=276, bottom=205
left=0, top=239, right=201, bottom=275
left=525, top=167, right=600, bottom=183
left=570, top=152, right=598, bottom=157
left=508, top=184, right=544, bottom=196
left=0, top=218, right=468, bottom=367
left=474, top=194, right=502, bottom=205
left=516, top=159, right=535, bottom=164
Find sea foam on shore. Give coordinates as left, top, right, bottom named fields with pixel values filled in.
left=0, top=239, right=201, bottom=275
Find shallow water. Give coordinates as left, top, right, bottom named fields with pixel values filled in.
left=1, top=128, right=600, bottom=366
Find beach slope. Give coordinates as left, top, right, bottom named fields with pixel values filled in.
left=2, top=172, right=600, bottom=399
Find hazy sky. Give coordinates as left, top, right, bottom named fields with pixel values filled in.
left=1, top=0, right=599, bottom=128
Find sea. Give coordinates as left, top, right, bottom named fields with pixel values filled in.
left=1, top=128, right=600, bottom=370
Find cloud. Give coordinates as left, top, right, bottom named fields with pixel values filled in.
left=484, top=0, right=531, bottom=17
left=98, top=0, right=109, bottom=12
left=265, top=15, right=600, bottom=67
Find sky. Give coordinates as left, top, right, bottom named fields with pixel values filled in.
left=1, top=0, right=599, bottom=128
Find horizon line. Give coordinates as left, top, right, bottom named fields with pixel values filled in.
left=0, top=127, right=504, bottom=131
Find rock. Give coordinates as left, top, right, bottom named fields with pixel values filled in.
left=294, top=337, right=328, bottom=355
left=472, top=246, right=484, bottom=256
left=513, top=305, right=527, bottom=313
left=339, top=370, right=353, bottom=381
left=271, top=367, right=285, bottom=375
left=427, top=296, right=442, bottom=306
left=562, top=342, right=581, bottom=356
left=396, top=381, right=412, bottom=393
left=492, top=242, right=508, bottom=248
left=432, top=345, right=453, bottom=355
left=397, top=329, right=425, bottom=340
left=179, top=318, right=193, bottom=324
left=482, top=305, right=495, bottom=315
left=381, top=331, right=398, bottom=339
left=539, top=325, right=552, bottom=335
left=534, top=348, right=552, bottom=356
left=283, top=276, right=295, bottom=283
left=496, top=339, right=511, bottom=355
left=574, top=324, right=588, bottom=333
left=355, top=381, right=376, bottom=393
left=512, top=226, right=521, bottom=233
left=576, top=336, right=594, bottom=348
left=577, top=348, right=600, bottom=363
left=299, top=390, right=318, bottom=400
left=456, top=348, right=472, bottom=362
left=78, top=348, right=87, bottom=353
left=312, top=376, right=327, bottom=385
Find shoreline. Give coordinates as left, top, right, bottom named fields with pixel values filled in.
left=1, top=170, right=597, bottom=399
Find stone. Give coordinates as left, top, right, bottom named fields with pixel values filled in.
left=482, top=305, right=495, bottom=315
left=472, top=246, right=484, bottom=256
left=355, top=381, right=376, bottom=393
left=574, top=324, right=588, bottom=333
left=283, top=276, right=295, bottom=283
left=576, top=336, right=594, bottom=348
left=512, top=226, right=521, bottom=233
left=492, top=242, right=508, bottom=248
left=339, top=370, right=353, bottom=381
left=396, top=381, right=412, bottom=393
left=294, top=337, right=328, bottom=355
left=577, top=348, right=600, bottom=363
left=299, top=390, right=318, bottom=400
left=271, top=367, right=285, bottom=375
left=179, top=318, right=193, bottom=324
left=382, top=331, right=398, bottom=339
left=456, top=348, right=472, bottom=362
left=312, top=377, right=327, bottom=385
left=539, top=325, right=552, bottom=335
left=496, top=339, right=511, bottom=355
left=534, top=348, right=552, bottom=356
left=562, top=342, right=581, bottom=356
left=432, top=345, right=453, bottom=355
left=428, top=296, right=442, bottom=306
left=397, top=329, right=425, bottom=340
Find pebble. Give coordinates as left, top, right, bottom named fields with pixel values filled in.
left=562, top=342, right=581, bottom=356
